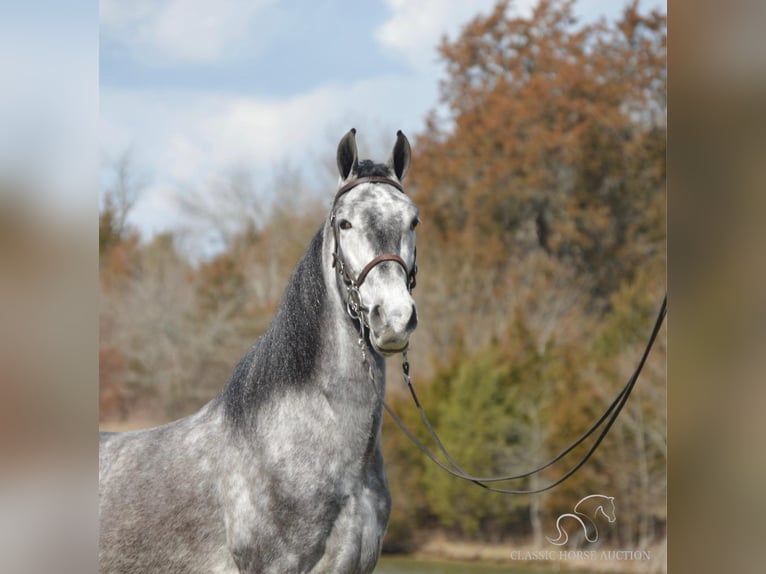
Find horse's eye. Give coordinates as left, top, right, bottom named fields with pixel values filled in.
left=410, top=217, right=420, bottom=230
left=339, top=219, right=352, bottom=230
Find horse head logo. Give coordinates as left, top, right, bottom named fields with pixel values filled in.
left=546, top=494, right=616, bottom=546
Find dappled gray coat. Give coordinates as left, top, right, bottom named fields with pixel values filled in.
left=99, top=129, right=418, bottom=574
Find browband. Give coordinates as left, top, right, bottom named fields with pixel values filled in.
left=334, top=176, right=404, bottom=202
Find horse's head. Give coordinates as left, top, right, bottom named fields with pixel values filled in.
left=574, top=494, right=617, bottom=525
left=330, top=128, right=418, bottom=356
left=598, top=496, right=617, bottom=523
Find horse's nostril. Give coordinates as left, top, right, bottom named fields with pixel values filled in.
left=370, top=304, right=381, bottom=320
left=407, top=304, right=418, bottom=331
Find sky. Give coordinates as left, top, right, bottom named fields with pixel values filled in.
left=100, top=0, right=665, bottom=242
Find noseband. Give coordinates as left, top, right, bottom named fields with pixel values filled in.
left=330, top=177, right=417, bottom=322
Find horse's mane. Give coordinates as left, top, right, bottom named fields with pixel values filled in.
left=222, top=226, right=326, bottom=428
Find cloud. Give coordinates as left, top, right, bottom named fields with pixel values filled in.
left=101, top=73, right=437, bottom=236
left=376, top=0, right=533, bottom=71
left=375, top=0, right=665, bottom=72
left=100, top=0, right=276, bottom=64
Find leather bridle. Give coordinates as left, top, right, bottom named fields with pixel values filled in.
left=330, top=176, right=417, bottom=323
left=334, top=175, right=404, bottom=200
left=330, top=176, right=668, bottom=496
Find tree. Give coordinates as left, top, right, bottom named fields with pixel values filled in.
left=411, top=0, right=666, bottom=304
left=388, top=1, right=666, bottom=548
left=100, top=150, right=145, bottom=256
left=100, top=151, right=147, bottom=418
left=412, top=313, right=558, bottom=540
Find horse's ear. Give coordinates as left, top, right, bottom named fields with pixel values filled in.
left=388, top=130, right=411, bottom=182
left=337, top=128, right=359, bottom=181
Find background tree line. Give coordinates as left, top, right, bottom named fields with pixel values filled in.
left=100, top=0, right=666, bottom=558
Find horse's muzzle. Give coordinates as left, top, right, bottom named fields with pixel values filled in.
left=368, top=301, right=418, bottom=355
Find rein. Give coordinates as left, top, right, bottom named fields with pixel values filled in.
left=380, top=295, right=667, bottom=494
left=331, top=176, right=667, bottom=494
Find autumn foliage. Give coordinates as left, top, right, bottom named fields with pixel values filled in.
left=413, top=0, right=665, bottom=301
left=100, top=0, right=666, bottom=557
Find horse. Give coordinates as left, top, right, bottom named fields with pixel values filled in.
left=99, top=128, right=420, bottom=573
left=546, top=494, right=617, bottom=546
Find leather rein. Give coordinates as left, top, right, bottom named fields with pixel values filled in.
left=330, top=176, right=667, bottom=495
left=381, top=295, right=667, bottom=494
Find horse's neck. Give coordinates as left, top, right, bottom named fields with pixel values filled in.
left=221, top=225, right=385, bottom=431
left=223, top=226, right=385, bottom=420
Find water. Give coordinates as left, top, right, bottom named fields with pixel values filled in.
left=375, top=556, right=558, bottom=573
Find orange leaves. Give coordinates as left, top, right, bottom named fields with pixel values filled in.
left=412, top=0, right=666, bottom=303
left=195, top=252, right=247, bottom=315
left=100, top=232, right=140, bottom=290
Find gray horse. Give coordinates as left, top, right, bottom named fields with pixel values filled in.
left=99, top=129, right=419, bottom=574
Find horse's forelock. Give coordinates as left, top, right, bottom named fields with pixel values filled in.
left=355, top=160, right=393, bottom=178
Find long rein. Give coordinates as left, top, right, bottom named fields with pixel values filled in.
left=331, top=177, right=668, bottom=494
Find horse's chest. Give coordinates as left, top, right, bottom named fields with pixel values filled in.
left=311, top=478, right=391, bottom=573
left=222, top=446, right=390, bottom=573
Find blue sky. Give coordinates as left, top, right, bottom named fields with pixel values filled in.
left=100, top=0, right=665, bottom=241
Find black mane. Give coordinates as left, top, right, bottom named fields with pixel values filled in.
left=223, top=226, right=326, bottom=428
